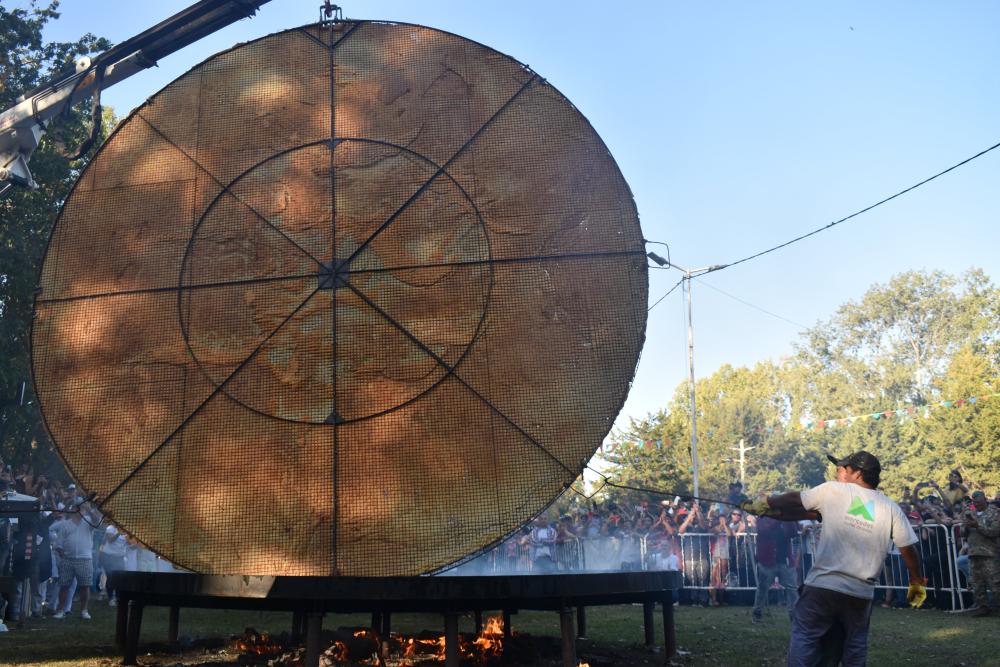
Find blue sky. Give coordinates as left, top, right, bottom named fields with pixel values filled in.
left=31, top=0, right=1000, bottom=432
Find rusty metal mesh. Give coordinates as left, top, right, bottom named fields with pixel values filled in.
left=31, top=21, right=647, bottom=576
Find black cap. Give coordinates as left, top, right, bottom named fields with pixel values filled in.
left=827, top=451, right=881, bottom=475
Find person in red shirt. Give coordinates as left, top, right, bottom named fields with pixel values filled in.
left=752, top=515, right=799, bottom=622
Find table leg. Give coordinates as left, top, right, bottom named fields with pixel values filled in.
left=167, top=606, right=179, bottom=644
left=305, top=612, right=324, bottom=667
left=124, top=600, right=144, bottom=665
left=662, top=593, right=677, bottom=660
left=559, top=606, right=576, bottom=667
left=643, top=600, right=655, bottom=646
left=115, top=594, right=128, bottom=649
left=444, top=612, right=459, bottom=667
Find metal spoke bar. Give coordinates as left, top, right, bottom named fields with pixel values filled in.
left=136, top=114, right=326, bottom=269
left=343, top=280, right=577, bottom=478
left=344, top=249, right=647, bottom=276
left=340, top=74, right=540, bottom=268
left=296, top=18, right=364, bottom=50
left=98, top=286, right=322, bottom=508
left=36, top=271, right=316, bottom=305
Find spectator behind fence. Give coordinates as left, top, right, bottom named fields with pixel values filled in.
left=727, top=481, right=749, bottom=507
left=8, top=514, right=44, bottom=621
left=752, top=514, right=798, bottom=623
left=936, top=470, right=970, bottom=507
left=52, top=502, right=102, bottom=620
left=707, top=506, right=732, bottom=606
left=529, top=517, right=557, bottom=572
left=649, top=537, right=680, bottom=570
left=963, top=490, right=1000, bottom=616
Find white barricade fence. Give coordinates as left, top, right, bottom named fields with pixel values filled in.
left=670, top=532, right=759, bottom=591
left=469, top=525, right=971, bottom=612
left=796, top=522, right=968, bottom=611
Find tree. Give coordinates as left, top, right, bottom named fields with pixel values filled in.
left=792, top=269, right=1000, bottom=494
left=599, top=361, right=827, bottom=501
left=603, top=269, right=1000, bottom=500
left=597, top=410, right=687, bottom=506
left=0, top=1, right=110, bottom=473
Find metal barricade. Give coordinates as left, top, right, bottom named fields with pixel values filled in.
left=675, top=532, right=758, bottom=591
left=553, top=538, right=582, bottom=571
left=797, top=522, right=969, bottom=611
left=489, top=538, right=533, bottom=573
left=467, top=521, right=970, bottom=612
left=911, top=522, right=968, bottom=611
left=578, top=536, right=624, bottom=571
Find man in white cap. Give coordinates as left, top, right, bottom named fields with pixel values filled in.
left=742, top=451, right=926, bottom=666
left=52, top=501, right=101, bottom=619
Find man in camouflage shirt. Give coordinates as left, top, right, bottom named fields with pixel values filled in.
left=963, top=490, right=1000, bottom=616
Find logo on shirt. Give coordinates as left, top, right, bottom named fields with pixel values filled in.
left=847, top=496, right=876, bottom=522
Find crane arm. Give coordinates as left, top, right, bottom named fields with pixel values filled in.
left=0, top=0, right=272, bottom=195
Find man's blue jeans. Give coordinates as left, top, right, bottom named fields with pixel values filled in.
left=787, top=585, right=873, bottom=667
left=754, top=562, right=798, bottom=619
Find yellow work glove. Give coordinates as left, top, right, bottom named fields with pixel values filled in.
left=906, top=578, right=927, bottom=609
left=740, top=498, right=779, bottom=517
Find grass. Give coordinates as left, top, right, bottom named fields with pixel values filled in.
left=1, top=601, right=999, bottom=666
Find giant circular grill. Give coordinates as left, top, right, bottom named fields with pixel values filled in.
left=31, top=20, right=647, bottom=576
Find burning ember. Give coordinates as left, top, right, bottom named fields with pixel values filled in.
left=232, top=627, right=286, bottom=658
left=394, top=615, right=505, bottom=666
left=234, top=616, right=576, bottom=667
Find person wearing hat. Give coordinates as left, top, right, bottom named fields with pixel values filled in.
left=51, top=501, right=102, bottom=620
left=741, top=450, right=926, bottom=667
left=962, top=490, right=1000, bottom=616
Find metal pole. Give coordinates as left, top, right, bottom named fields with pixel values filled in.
left=647, top=255, right=725, bottom=501
left=739, top=440, right=745, bottom=484
left=685, top=273, right=699, bottom=498
left=730, top=438, right=756, bottom=485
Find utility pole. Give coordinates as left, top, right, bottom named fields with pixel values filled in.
left=646, top=252, right=726, bottom=499
left=730, top=438, right=755, bottom=485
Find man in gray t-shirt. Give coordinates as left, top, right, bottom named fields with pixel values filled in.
left=742, top=451, right=925, bottom=667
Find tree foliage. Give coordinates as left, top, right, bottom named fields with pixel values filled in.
left=0, top=1, right=110, bottom=472
left=601, top=269, right=1000, bottom=501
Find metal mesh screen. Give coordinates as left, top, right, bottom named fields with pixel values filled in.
left=31, top=21, right=648, bottom=576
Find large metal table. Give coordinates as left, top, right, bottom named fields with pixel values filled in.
left=110, top=570, right=681, bottom=666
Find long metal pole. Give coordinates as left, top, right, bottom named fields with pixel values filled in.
left=649, top=256, right=724, bottom=500
left=685, top=273, right=699, bottom=498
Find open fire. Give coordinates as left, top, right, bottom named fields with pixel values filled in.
left=233, top=616, right=511, bottom=667
left=232, top=628, right=286, bottom=658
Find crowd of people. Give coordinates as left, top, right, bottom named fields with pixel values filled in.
left=4, top=457, right=1000, bottom=626
left=0, top=459, right=176, bottom=627
left=487, top=473, right=1000, bottom=615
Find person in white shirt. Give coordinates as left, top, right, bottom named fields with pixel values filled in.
left=742, top=451, right=926, bottom=667
left=98, top=526, right=127, bottom=607
left=529, top=518, right=557, bottom=572
left=649, top=539, right=680, bottom=571
left=52, top=502, right=101, bottom=620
